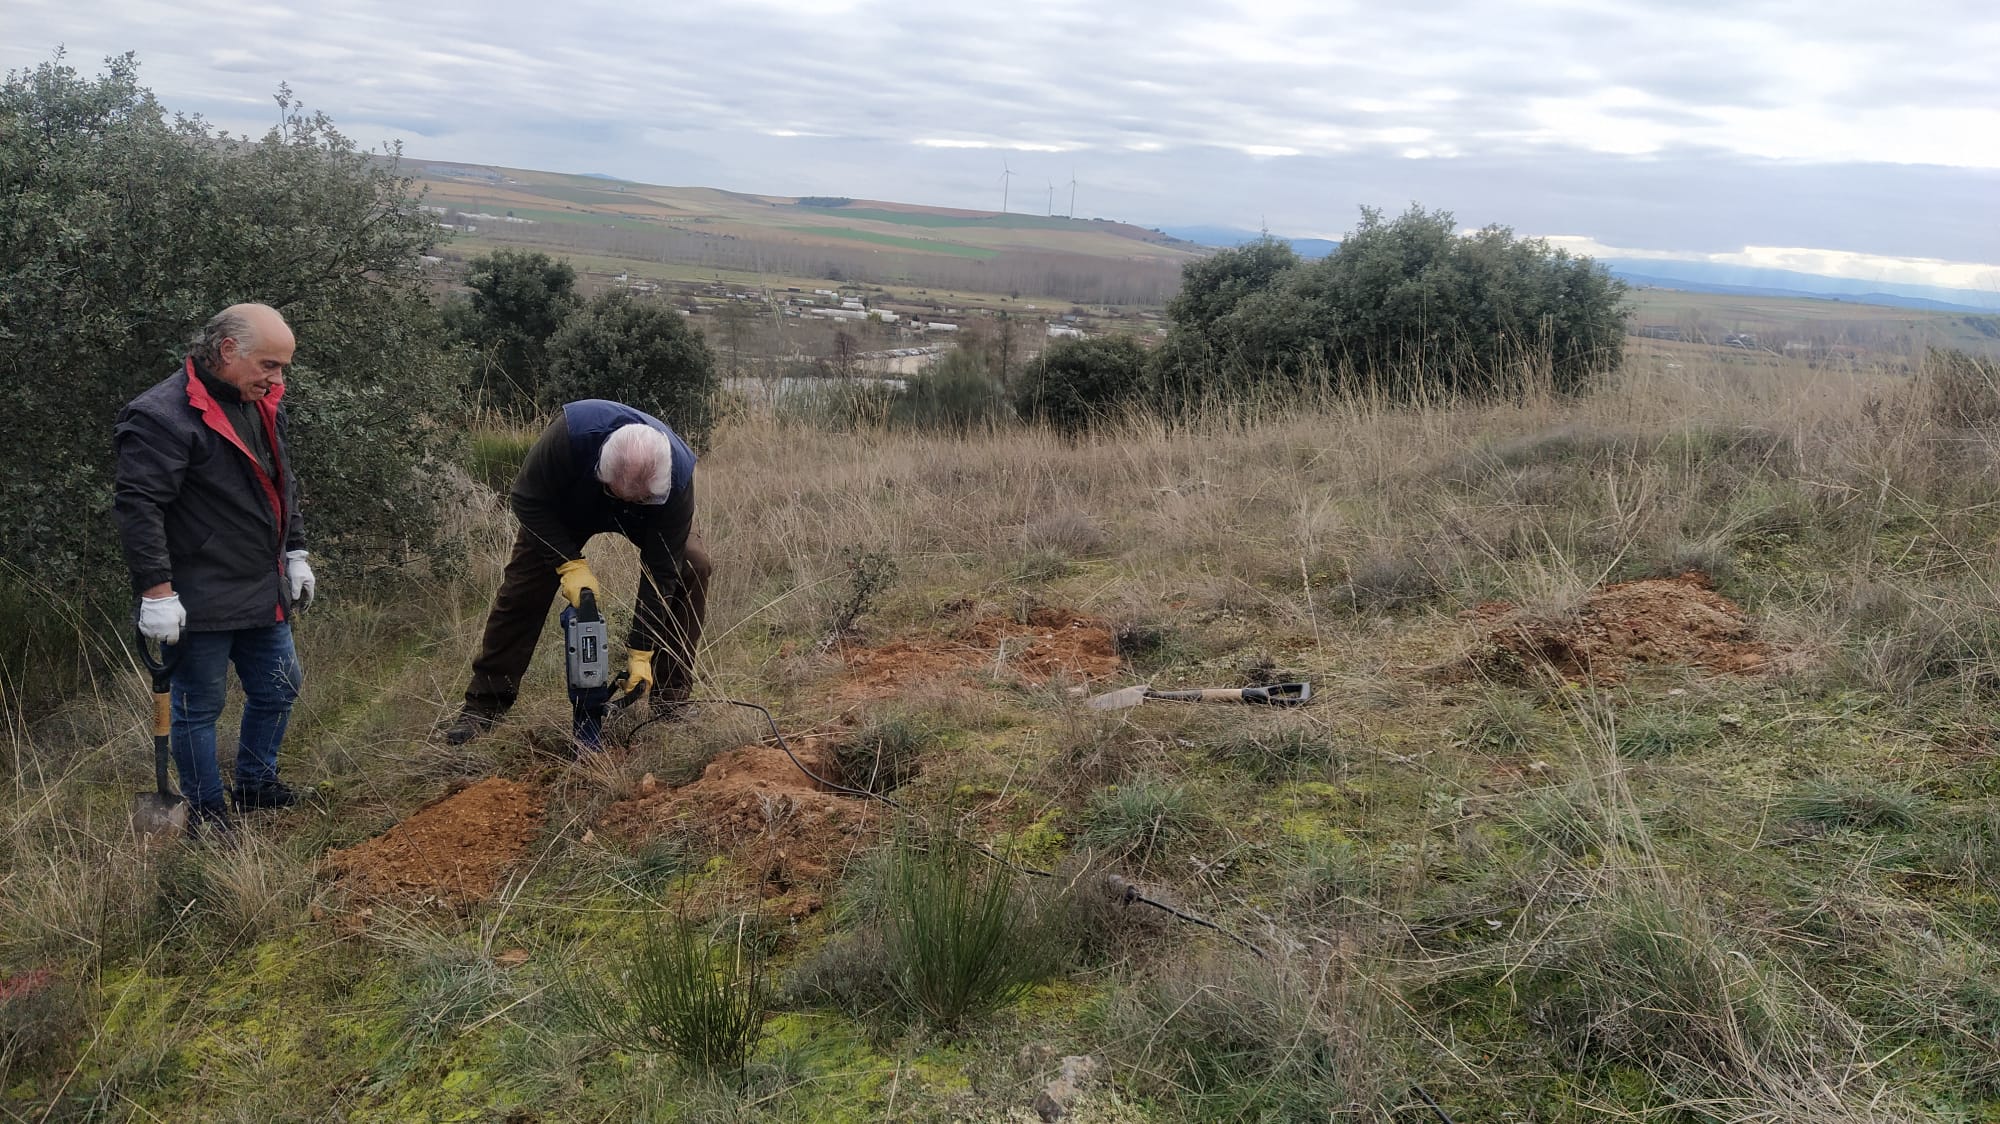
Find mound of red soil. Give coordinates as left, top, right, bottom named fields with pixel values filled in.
left=837, top=607, right=1121, bottom=699
left=600, top=742, right=873, bottom=901
left=323, top=777, right=545, bottom=907
left=1463, top=571, right=1771, bottom=684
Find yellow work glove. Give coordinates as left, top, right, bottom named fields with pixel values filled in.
left=624, top=649, right=656, bottom=696
left=556, top=559, right=601, bottom=608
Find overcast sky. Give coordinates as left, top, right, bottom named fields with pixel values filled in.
left=9, top=0, right=1997, bottom=288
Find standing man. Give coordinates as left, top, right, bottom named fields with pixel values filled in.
left=114, top=304, right=316, bottom=833
left=443, top=399, right=709, bottom=745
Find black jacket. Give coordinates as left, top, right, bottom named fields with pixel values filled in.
left=512, top=400, right=695, bottom=651
left=113, top=359, right=306, bottom=631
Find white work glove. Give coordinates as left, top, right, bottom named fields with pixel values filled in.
left=286, top=550, right=316, bottom=611
left=139, top=594, right=186, bottom=645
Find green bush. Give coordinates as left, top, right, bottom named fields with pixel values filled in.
left=1536, top=890, right=1795, bottom=1078
left=1161, top=207, right=1628, bottom=402
left=884, top=831, right=1062, bottom=1029
left=0, top=53, right=464, bottom=630
left=543, top=291, right=721, bottom=449
left=831, top=712, right=929, bottom=795
left=889, top=349, right=1012, bottom=435
left=1013, top=335, right=1151, bottom=435
left=1084, top=777, right=1209, bottom=871
left=443, top=249, right=579, bottom=415
left=565, top=912, right=768, bottom=1080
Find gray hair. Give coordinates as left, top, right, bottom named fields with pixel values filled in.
left=596, top=424, right=674, bottom=501
left=187, top=307, right=263, bottom=369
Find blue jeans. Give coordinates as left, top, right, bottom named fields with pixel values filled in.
left=169, top=624, right=302, bottom=811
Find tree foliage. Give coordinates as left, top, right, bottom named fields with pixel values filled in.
left=1162, top=206, right=1629, bottom=399
left=0, top=52, right=466, bottom=606
left=444, top=249, right=578, bottom=413
left=542, top=292, right=721, bottom=448
left=1014, top=335, right=1151, bottom=435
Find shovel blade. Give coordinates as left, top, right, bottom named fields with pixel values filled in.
left=132, top=793, right=188, bottom=840
left=1085, top=684, right=1152, bottom=711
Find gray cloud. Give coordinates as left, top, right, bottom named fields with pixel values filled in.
left=8, top=0, right=1997, bottom=273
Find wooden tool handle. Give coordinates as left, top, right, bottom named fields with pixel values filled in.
left=1146, top=688, right=1247, bottom=703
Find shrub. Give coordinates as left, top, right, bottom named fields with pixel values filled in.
left=889, top=349, right=1012, bottom=435
left=1282, top=836, right=1368, bottom=921
left=444, top=249, right=579, bottom=414
left=1536, top=890, right=1795, bottom=1078
left=1334, top=547, right=1445, bottom=613
left=566, top=912, right=768, bottom=1080
left=1083, top=777, right=1209, bottom=870
left=778, top=928, right=898, bottom=1021
left=884, top=831, right=1062, bottom=1029
left=1013, top=335, right=1151, bottom=435
left=1019, top=511, right=1108, bottom=558
left=1210, top=722, right=1338, bottom=782
left=543, top=291, right=721, bottom=448
left=1161, top=206, right=1628, bottom=402
left=0, top=53, right=465, bottom=690
left=822, top=546, right=898, bottom=642
left=831, top=713, right=929, bottom=795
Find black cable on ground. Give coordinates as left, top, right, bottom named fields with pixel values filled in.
left=1413, top=1084, right=1456, bottom=1124
left=620, top=696, right=1268, bottom=959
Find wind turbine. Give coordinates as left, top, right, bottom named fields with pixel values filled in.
left=1047, top=180, right=1055, bottom=216
left=1067, top=171, right=1078, bottom=218
left=999, top=160, right=1015, bottom=213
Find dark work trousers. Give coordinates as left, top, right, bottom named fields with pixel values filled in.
left=463, top=530, right=710, bottom=714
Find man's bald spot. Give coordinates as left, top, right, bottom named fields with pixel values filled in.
left=222, top=303, right=295, bottom=352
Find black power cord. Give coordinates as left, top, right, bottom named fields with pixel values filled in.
left=620, top=696, right=1269, bottom=959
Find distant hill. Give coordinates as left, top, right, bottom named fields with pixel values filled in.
left=1604, top=259, right=2000, bottom=314
left=406, top=158, right=1208, bottom=306
left=1614, top=272, right=1994, bottom=313
left=1153, top=225, right=1339, bottom=259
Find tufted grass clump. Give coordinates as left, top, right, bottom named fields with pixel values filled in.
left=566, top=912, right=769, bottom=1081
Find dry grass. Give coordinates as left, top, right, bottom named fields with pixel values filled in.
left=14, top=344, right=2000, bottom=1117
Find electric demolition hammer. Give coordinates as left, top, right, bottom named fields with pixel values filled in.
left=561, top=588, right=649, bottom=752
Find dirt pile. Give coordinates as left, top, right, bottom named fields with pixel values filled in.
left=600, top=742, right=872, bottom=901
left=323, top=777, right=545, bottom=907
left=1462, top=571, right=1771, bottom=684
left=837, top=607, right=1122, bottom=699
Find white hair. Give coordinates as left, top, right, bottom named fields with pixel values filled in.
left=596, top=424, right=674, bottom=502
left=190, top=305, right=265, bottom=368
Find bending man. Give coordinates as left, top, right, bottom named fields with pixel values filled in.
left=114, top=303, right=316, bottom=833
left=445, top=399, right=709, bottom=745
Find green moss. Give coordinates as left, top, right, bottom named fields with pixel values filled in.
left=999, top=809, right=1067, bottom=864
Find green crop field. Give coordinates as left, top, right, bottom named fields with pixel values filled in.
left=779, top=225, right=1002, bottom=258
